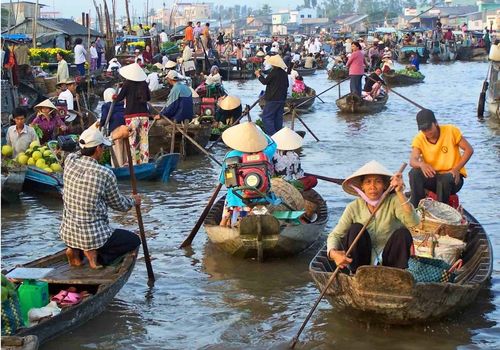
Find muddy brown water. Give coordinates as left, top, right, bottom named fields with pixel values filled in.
left=2, top=61, right=499, bottom=349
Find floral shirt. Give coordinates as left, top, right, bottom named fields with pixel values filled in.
left=272, top=150, right=304, bottom=181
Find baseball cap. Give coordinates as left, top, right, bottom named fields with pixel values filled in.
left=79, top=123, right=112, bottom=148
left=416, top=109, right=437, bottom=131
left=166, top=70, right=179, bottom=80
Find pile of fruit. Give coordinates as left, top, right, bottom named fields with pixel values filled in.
left=2, top=141, right=62, bottom=173
left=396, top=69, right=425, bottom=79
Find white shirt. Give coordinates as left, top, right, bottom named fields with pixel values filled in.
left=90, top=46, right=98, bottom=59
left=107, top=61, right=121, bottom=72
left=205, top=73, right=221, bottom=85
left=146, top=72, right=161, bottom=91
left=292, top=53, right=301, bottom=62
left=162, top=55, right=169, bottom=66
left=74, top=44, right=87, bottom=64
left=160, top=32, right=168, bottom=43
left=6, top=125, right=39, bottom=157
left=58, top=89, right=74, bottom=111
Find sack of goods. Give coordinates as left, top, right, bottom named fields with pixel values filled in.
left=411, top=198, right=468, bottom=241
left=267, top=177, right=305, bottom=212
left=412, top=233, right=466, bottom=265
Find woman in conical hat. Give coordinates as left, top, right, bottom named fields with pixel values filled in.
left=114, top=62, right=157, bottom=165
left=31, top=99, right=67, bottom=143
left=216, top=95, right=241, bottom=125
left=219, top=121, right=278, bottom=226
left=327, top=160, right=420, bottom=274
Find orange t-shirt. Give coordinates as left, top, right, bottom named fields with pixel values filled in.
left=185, top=26, right=194, bottom=41
left=411, top=124, right=467, bottom=177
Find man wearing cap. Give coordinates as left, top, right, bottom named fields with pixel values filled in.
left=409, top=109, right=474, bottom=207
left=255, top=55, right=289, bottom=135
left=60, top=123, right=141, bottom=269
left=157, top=70, right=193, bottom=123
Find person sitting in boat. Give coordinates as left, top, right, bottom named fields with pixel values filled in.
left=100, top=88, right=126, bottom=167
left=6, top=107, right=39, bottom=157
left=362, top=67, right=386, bottom=101
left=204, top=65, right=222, bottom=86
left=60, top=123, right=141, bottom=269
left=142, top=45, right=153, bottom=64
left=304, top=53, right=315, bottom=69
left=146, top=63, right=164, bottom=92
left=157, top=70, right=193, bottom=123
left=219, top=122, right=279, bottom=227
left=107, top=58, right=121, bottom=72
left=271, top=127, right=317, bottom=191
left=134, top=49, right=143, bottom=65
left=381, top=53, right=394, bottom=74
left=177, top=41, right=195, bottom=76
left=292, top=75, right=306, bottom=95
left=57, top=79, right=78, bottom=124
left=327, top=160, right=419, bottom=274
left=216, top=95, right=241, bottom=125
left=31, top=99, right=68, bottom=144
left=408, top=109, right=474, bottom=207
left=409, top=52, right=420, bottom=71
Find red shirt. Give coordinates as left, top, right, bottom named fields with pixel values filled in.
left=346, top=50, right=365, bottom=75
left=185, top=26, right=194, bottom=41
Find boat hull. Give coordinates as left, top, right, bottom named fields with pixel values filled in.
left=260, top=87, right=316, bottom=112
left=383, top=73, right=424, bottom=87
left=110, top=153, right=180, bottom=182
left=1, top=168, right=27, bottom=202
left=336, top=93, right=388, bottom=114
left=295, top=67, right=317, bottom=76
left=23, top=166, right=63, bottom=196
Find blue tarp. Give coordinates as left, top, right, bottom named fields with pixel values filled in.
left=1, top=34, right=31, bottom=41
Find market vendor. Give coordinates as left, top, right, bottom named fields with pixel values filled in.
left=157, top=70, right=193, bottom=123
left=6, top=107, right=39, bottom=157
left=31, top=99, right=68, bottom=143
left=216, top=95, right=242, bottom=125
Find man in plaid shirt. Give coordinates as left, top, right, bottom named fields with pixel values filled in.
left=60, top=123, right=141, bottom=269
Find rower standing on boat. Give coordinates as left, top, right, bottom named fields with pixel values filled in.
left=408, top=109, right=474, bottom=207
left=346, top=41, right=365, bottom=97
left=61, top=123, right=141, bottom=269
left=255, top=55, right=289, bottom=135
left=327, top=161, right=419, bottom=273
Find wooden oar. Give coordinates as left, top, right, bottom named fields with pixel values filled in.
left=124, top=138, right=155, bottom=286
left=477, top=64, right=490, bottom=119
left=364, top=74, right=426, bottom=110
left=179, top=183, right=222, bottom=248
left=304, top=172, right=344, bottom=185
left=291, top=107, right=320, bottom=142
left=290, top=163, right=407, bottom=348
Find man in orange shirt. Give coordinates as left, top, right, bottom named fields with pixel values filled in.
left=184, top=21, right=194, bottom=48
left=408, top=109, right=474, bottom=207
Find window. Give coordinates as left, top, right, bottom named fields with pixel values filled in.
left=300, top=15, right=304, bottom=18
left=308, top=15, right=311, bottom=18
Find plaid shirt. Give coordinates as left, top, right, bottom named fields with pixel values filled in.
left=60, top=152, right=134, bottom=250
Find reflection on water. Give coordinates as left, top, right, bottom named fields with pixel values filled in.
left=1, top=61, right=499, bottom=349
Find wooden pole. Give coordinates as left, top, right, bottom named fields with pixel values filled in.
left=290, top=163, right=407, bottom=348
left=124, top=137, right=156, bottom=286
left=125, top=0, right=132, bottom=32
left=32, top=0, right=39, bottom=48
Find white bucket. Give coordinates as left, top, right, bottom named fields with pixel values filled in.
left=489, top=44, right=500, bottom=61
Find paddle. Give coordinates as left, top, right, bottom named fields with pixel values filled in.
left=179, top=183, right=223, bottom=248
left=477, top=64, right=490, bottom=119
left=207, top=97, right=262, bottom=151
left=364, top=74, right=426, bottom=110
left=290, top=107, right=320, bottom=142
left=304, top=172, right=344, bottom=185
left=123, top=137, right=155, bottom=286
left=290, top=163, right=407, bottom=349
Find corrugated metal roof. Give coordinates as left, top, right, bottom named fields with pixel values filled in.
left=36, top=18, right=103, bottom=36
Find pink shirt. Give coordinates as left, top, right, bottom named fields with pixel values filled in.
left=346, top=50, right=365, bottom=75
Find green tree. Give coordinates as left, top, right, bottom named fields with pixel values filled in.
left=1, top=8, right=10, bottom=28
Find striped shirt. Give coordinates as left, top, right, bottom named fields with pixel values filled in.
left=60, top=152, right=135, bottom=250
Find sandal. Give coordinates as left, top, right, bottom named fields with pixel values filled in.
left=60, top=292, right=82, bottom=307
left=51, top=290, right=68, bottom=303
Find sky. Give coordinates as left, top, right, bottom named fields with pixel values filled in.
left=37, top=0, right=304, bottom=20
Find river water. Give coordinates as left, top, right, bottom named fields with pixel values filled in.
left=2, top=61, right=499, bottom=349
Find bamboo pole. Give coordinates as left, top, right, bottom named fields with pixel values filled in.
left=32, top=0, right=39, bottom=48
left=125, top=0, right=132, bottom=32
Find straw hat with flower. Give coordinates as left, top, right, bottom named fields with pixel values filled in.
left=119, top=62, right=147, bottom=82
left=271, top=127, right=303, bottom=151
left=341, top=160, right=393, bottom=196
left=222, top=121, right=268, bottom=153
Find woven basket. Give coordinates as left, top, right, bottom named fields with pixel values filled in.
left=412, top=233, right=466, bottom=265
left=268, top=177, right=305, bottom=211
left=412, top=198, right=468, bottom=240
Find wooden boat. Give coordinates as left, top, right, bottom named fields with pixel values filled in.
left=203, top=190, right=328, bottom=260
left=260, top=87, right=317, bottom=112
left=110, top=153, right=180, bottom=182
left=295, top=67, right=317, bottom=76
left=383, top=72, right=425, bottom=87
left=23, top=166, right=63, bottom=196
left=150, top=86, right=170, bottom=103
left=148, top=119, right=212, bottom=157
left=1, top=166, right=27, bottom=202
left=1, top=335, right=39, bottom=350
left=18, top=81, right=43, bottom=110
left=395, top=45, right=429, bottom=64
left=328, top=67, right=348, bottom=81
left=336, top=93, right=388, bottom=114
left=219, top=67, right=255, bottom=80
left=309, top=209, right=492, bottom=324
left=9, top=249, right=137, bottom=344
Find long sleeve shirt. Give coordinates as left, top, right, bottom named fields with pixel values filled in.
left=327, top=194, right=420, bottom=264
left=100, top=101, right=126, bottom=133
left=74, top=44, right=87, bottom=64
left=160, top=83, right=193, bottom=122
left=258, top=67, right=289, bottom=102
left=60, top=152, right=135, bottom=250
left=346, top=50, right=365, bottom=75
left=56, top=59, right=69, bottom=83
left=115, top=80, right=151, bottom=115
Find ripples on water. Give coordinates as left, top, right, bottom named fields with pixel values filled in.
left=2, top=61, right=499, bottom=349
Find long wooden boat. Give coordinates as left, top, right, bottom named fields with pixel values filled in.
left=150, top=86, right=170, bottom=103
left=203, top=189, right=328, bottom=261
left=309, top=209, right=492, bottom=324
left=23, top=166, right=63, bottom=196
left=328, top=67, right=348, bottom=81
left=148, top=119, right=212, bottom=157
left=383, top=72, right=425, bottom=87
left=1, top=166, right=27, bottom=202
left=336, top=92, right=388, bottom=114
left=9, top=249, right=137, bottom=344
left=295, top=67, right=317, bottom=76
left=219, top=67, right=255, bottom=80
left=260, top=87, right=317, bottom=112
left=110, top=153, right=180, bottom=182
left=1, top=335, right=39, bottom=350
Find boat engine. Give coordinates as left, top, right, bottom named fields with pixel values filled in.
left=201, top=97, right=216, bottom=116
left=224, top=152, right=272, bottom=199
left=52, top=99, right=68, bottom=119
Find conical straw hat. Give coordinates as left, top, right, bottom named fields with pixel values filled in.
left=342, top=160, right=393, bottom=196
left=256, top=51, right=266, bottom=57
left=265, top=55, right=287, bottom=70
left=34, top=99, right=57, bottom=112
left=153, top=62, right=164, bottom=69
left=119, top=62, right=147, bottom=82
left=165, top=60, right=177, bottom=69
left=218, top=96, right=241, bottom=111
left=222, top=121, right=268, bottom=153
left=271, top=127, right=303, bottom=151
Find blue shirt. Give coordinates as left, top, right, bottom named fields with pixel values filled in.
left=219, top=135, right=277, bottom=208
left=160, top=83, right=194, bottom=122
left=100, top=101, right=125, bottom=133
